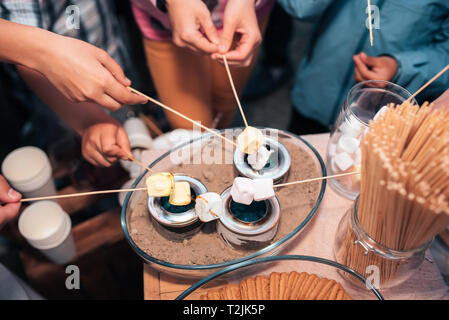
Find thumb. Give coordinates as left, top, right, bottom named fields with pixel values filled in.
left=0, top=176, right=21, bottom=203
left=219, top=19, right=237, bottom=54
left=360, top=52, right=378, bottom=67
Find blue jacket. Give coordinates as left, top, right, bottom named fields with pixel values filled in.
left=278, top=0, right=449, bottom=126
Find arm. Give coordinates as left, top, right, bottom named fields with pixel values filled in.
left=389, top=18, right=449, bottom=99
left=0, top=19, right=146, bottom=110
left=17, top=66, right=131, bottom=167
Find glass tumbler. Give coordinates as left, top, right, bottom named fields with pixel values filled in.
left=334, top=197, right=432, bottom=289
left=326, top=80, right=416, bottom=199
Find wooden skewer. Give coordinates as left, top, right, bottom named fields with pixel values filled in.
left=274, top=171, right=360, bottom=188
left=129, top=87, right=237, bottom=147
left=127, top=153, right=155, bottom=173
left=19, top=187, right=148, bottom=203
left=405, top=64, right=449, bottom=103
left=139, top=113, right=164, bottom=137
left=367, top=0, right=374, bottom=47
left=222, top=55, right=249, bottom=128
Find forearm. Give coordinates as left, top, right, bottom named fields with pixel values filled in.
left=0, top=19, right=54, bottom=71
left=17, top=65, right=116, bottom=135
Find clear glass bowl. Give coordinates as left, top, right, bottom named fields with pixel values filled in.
left=121, top=128, right=327, bottom=279
left=176, top=255, right=384, bottom=300
left=326, top=80, right=416, bottom=199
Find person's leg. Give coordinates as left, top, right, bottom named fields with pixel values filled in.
left=143, top=39, right=214, bottom=129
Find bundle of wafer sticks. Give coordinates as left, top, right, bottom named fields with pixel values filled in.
left=336, top=101, right=449, bottom=286
left=200, top=271, right=351, bottom=300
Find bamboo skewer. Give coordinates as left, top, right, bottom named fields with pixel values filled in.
left=19, top=188, right=148, bottom=203
left=127, top=153, right=155, bottom=173
left=129, top=87, right=237, bottom=147
left=367, top=0, right=374, bottom=46
left=222, top=55, right=249, bottom=128
left=11, top=172, right=359, bottom=204
left=405, top=64, right=449, bottom=103
left=274, top=171, right=360, bottom=188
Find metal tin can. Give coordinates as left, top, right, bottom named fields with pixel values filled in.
left=147, top=174, right=207, bottom=241
left=233, top=137, right=291, bottom=184
left=217, top=186, right=281, bottom=250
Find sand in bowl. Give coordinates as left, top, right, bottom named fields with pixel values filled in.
left=128, top=135, right=322, bottom=265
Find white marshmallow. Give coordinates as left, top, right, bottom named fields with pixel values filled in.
left=248, top=146, right=273, bottom=171
left=373, top=105, right=389, bottom=121
left=230, top=177, right=254, bottom=205
left=195, top=192, right=223, bottom=222
left=334, top=153, right=354, bottom=172
left=337, top=135, right=360, bottom=154
left=253, top=178, right=275, bottom=201
left=339, top=114, right=363, bottom=138
left=328, top=143, right=337, bottom=157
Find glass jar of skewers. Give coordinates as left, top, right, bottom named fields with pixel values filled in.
left=334, top=197, right=432, bottom=289
left=326, top=80, right=416, bottom=200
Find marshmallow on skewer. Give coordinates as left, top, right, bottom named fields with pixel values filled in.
left=337, top=135, right=360, bottom=154
left=237, top=126, right=265, bottom=154
left=253, top=178, right=275, bottom=201
left=146, top=172, right=175, bottom=197
left=230, top=177, right=255, bottom=205
left=334, top=153, right=354, bottom=172
left=169, top=181, right=191, bottom=205
left=195, top=192, right=223, bottom=222
left=247, top=145, right=273, bottom=171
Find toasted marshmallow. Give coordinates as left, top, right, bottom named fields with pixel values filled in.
left=230, top=177, right=254, bottom=205
left=169, top=181, right=191, bottom=205
left=146, top=172, right=175, bottom=197
left=337, top=135, right=360, bottom=154
left=237, top=126, right=265, bottom=154
left=195, top=192, right=223, bottom=222
left=248, top=145, right=273, bottom=171
left=334, top=153, right=354, bottom=172
left=253, top=178, right=275, bottom=201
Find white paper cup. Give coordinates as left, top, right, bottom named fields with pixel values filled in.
left=2, top=146, right=56, bottom=199
left=19, top=201, right=76, bottom=264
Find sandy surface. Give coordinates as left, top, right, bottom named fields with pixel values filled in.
left=128, top=137, right=322, bottom=265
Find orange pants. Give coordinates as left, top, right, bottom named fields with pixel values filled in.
left=143, top=21, right=267, bottom=130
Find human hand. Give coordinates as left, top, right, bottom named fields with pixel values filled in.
left=212, top=0, right=261, bottom=67
left=81, top=122, right=131, bottom=167
left=35, top=35, right=147, bottom=110
left=166, top=0, right=220, bottom=54
left=353, top=52, right=398, bottom=83
left=0, top=175, right=21, bottom=230
left=432, top=89, right=449, bottom=110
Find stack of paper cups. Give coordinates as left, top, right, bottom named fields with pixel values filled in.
left=19, top=201, right=75, bottom=264
left=2, top=147, right=56, bottom=199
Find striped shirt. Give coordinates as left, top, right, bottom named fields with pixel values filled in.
left=0, top=0, right=130, bottom=115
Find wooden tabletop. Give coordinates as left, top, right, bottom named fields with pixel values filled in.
left=143, top=133, right=449, bottom=300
